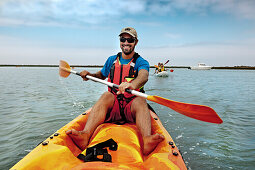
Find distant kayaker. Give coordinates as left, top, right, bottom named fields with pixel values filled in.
left=66, top=27, right=165, bottom=155
left=161, top=63, right=165, bottom=71
left=154, top=62, right=160, bottom=74
left=157, top=63, right=165, bottom=72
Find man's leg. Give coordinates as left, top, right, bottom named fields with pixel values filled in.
left=131, top=97, right=165, bottom=155
left=66, top=91, right=115, bottom=150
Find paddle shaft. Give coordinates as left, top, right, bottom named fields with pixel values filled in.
left=164, top=60, right=169, bottom=65
left=69, top=69, right=148, bottom=99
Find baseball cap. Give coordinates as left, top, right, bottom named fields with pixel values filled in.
left=119, top=27, right=138, bottom=39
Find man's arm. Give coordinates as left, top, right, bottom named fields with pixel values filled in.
left=130, top=69, right=149, bottom=89
left=80, top=70, right=106, bottom=81
left=90, top=71, right=106, bottom=80
left=117, top=69, right=149, bottom=94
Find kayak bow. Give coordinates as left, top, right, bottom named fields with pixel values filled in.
left=12, top=109, right=187, bottom=169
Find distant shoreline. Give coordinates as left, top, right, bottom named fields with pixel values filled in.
left=0, top=65, right=255, bottom=70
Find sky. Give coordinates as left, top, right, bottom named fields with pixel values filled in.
left=0, top=0, right=255, bottom=66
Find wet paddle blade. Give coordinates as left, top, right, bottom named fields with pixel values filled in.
left=147, top=95, right=223, bottom=124
left=59, top=60, right=71, bottom=78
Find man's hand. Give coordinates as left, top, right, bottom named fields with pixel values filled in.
left=117, top=82, right=135, bottom=95
left=80, top=70, right=90, bottom=81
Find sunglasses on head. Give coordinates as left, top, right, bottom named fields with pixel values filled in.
left=120, top=37, right=135, bottom=43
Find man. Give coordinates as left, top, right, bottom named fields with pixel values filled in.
left=66, top=27, right=164, bottom=155
left=154, top=62, right=160, bottom=74
left=159, top=63, right=165, bottom=72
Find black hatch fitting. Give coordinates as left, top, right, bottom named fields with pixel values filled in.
left=173, top=151, right=178, bottom=156
left=54, top=133, right=59, bottom=136
left=42, top=141, right=49, bottom=146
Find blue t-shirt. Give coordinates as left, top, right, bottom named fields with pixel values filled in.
left=101, top=53, right=150, bottom=78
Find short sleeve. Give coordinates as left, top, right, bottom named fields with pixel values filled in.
left=135, top=56, right=150, bottom=72
left=100, top=55, right=117, bottom=78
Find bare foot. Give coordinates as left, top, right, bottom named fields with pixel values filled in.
left=143, top=133, right=165, bottom=155
left=66, top=129, right=90, bottom=151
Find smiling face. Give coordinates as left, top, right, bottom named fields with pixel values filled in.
left=119, top=33, right=138, bottom=56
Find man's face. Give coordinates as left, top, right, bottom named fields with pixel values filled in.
left=119, top=33, right=137, bottom=55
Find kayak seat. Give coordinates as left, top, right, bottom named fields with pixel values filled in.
left=77, top=138, right=118, bottom=162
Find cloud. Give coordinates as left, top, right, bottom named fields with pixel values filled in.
left=0, top=0, right=255, bottom=27
left=0, top=34, right=118, bottom=65
left=211, top=0, right=255, bottom=20
left=1, top=33, right=254, bottom=66
left=165, top=33, right=181, bottom=39
left=0, top=0, right=146, bottom=26
left=142, top=39, right=255, bottom=66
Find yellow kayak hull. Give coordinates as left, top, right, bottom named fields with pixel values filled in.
left=12, top=108, right=186, bottom=170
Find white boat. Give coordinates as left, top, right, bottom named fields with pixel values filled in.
left=155, top=71, right=169, bottom=77
left=190, top=63, right=212, bottom=70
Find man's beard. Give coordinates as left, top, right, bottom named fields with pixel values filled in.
left=121, top=45, right=134, bottom=55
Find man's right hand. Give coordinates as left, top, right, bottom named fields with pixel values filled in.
left=80, top=70, right=90, bottom=81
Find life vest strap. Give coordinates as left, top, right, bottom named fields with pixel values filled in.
left=116, top=94, right=136, bottom=124
left=108, top=52, right=144, bottom=94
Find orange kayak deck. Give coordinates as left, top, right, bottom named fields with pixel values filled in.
left=12, top=109, right=187, bottom=170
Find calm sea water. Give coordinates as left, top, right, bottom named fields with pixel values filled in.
left=0, top=67, right=254, bottom=169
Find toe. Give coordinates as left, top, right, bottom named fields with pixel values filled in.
left=66, top=129, right=72, bottom=135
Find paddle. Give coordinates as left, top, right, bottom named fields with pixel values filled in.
left=59, top=60, right=223, bottom=124
left=154, top=60, right=169, bottom=68
left=164, top=60, right=169, bottom=65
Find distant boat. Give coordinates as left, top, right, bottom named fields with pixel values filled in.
left=190, top=63, right=212, bottom=70
left=155, top=70, right=169, bottom=77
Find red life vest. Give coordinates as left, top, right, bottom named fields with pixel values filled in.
left=106, top=52, right=146, bottom=124
left=108, top=52, right=144, bottom=95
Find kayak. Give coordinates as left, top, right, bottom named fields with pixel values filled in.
left=155, top=71, right=169, bottom=77
left=12, top=108, right=187, bottom=170
left=12, top=108, right=186, bottom=169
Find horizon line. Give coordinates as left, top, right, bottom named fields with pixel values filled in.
left=1, top=64, right=255, bottom=70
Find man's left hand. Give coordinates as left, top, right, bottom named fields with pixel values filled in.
left=117, top=82, right=135, bottom=95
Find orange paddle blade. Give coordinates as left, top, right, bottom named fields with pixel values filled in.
left=147, top=95, right=223, bottom=124
left=59, top=60, right=71, bottom=78
left=154, top=65, right=159, bottom=68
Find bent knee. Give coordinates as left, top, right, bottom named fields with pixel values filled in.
left=131, top=97, right=148, bottom=112
left=133, top=97, right=147, bottom=104
left=101, top=91, right=114, bottom=99
left=100, top=91, right=115, bottom=104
